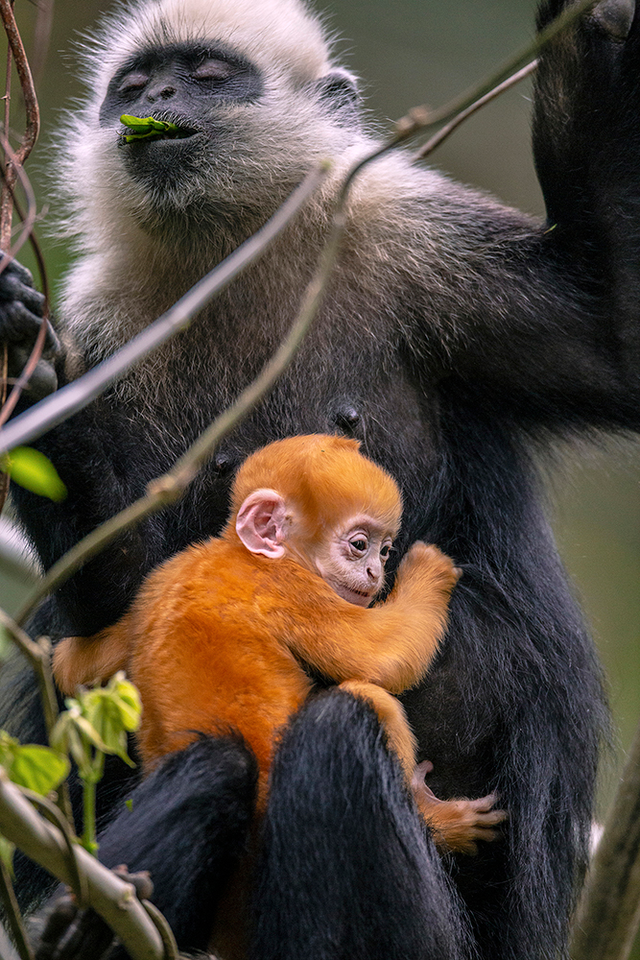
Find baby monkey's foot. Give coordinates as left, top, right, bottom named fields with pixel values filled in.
left=412, top=759, right=507, bottom=856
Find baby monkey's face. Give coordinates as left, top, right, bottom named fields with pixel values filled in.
left=309, top=515, right=395, bottom=607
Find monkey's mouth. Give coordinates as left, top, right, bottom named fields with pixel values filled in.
left=119, top=115, right=200, bottom=144
left=331, top=581, right=375, bottom=608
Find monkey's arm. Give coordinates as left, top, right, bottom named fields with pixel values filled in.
left=401, top=1, right=640, bottom=433
left=53, top=620, right=130, bottom=694
left=278, top=542, right=458, bottom=695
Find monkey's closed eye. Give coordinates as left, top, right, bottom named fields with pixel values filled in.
left=191, top=58, right=237, bottom=82
left=118, top=71, right=150, bottom=96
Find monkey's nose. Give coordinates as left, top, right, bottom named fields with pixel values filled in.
left=146, top=83, right=176, bottom=103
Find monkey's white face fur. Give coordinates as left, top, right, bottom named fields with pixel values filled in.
left=51, top=0, right=457, bottom=391
left=89, top=0, right=332, bottom=96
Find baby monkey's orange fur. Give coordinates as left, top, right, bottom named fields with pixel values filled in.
left=54, top=435, right=505, bottom=854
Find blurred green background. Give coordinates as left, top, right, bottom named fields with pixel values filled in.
left=1, top=0, right=639, bottom=949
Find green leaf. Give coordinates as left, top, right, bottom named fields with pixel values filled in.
left=51, top=703, right=110, bottom=778
left=0, top=731, right=69, bottom=796
left=81, top=675, right=141, bottom=767
left=8, top=745, right=69, bottom=795
left=120, top=114, right=180, bottom=142
left=0, top=447, right=66, bottom=501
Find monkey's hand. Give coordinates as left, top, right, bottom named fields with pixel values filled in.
left=412, top=760, right=507, bottom=856
left=0, top=257, right=59, bottom=404
left=392, top=542, right=461, bottom=601
left=360, top=542, right=460, bottom=693
left=30, top=869, right=153, bottom=960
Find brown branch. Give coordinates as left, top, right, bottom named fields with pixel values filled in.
left=570, top=718, right=640, bottom=960
left=0, top=0, right=46, bottom=513
left=0, top=0, right=39, bottom=247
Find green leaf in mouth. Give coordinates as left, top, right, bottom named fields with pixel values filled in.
left=120, top=114, right=182, bottom=142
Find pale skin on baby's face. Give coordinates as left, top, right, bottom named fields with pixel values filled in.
left=304, top=516, right=394, bottom=607
left=235, top=489, right=396, bottom=607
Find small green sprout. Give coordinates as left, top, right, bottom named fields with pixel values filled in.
left=51, top=673, right=141, bottom=854
left=120, top=114, right=181, bottom=142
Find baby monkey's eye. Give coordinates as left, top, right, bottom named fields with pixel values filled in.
left=380, top=543, right=392, bottom=560
left=349, top=538, right=368, bottom=553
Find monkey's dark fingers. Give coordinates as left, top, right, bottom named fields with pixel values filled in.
left=0, top=258, right=45, bottom=318
left=591, top=0, right=635, bottom=40
left=32, top=870, right=155, bottom=960
left=32, top=892, right=115, bottom=960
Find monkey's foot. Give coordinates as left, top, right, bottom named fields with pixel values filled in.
left=412, top=760, right=507, bottom=856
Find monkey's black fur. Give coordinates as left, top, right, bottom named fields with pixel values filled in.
left=1, top=0, right=638, bottom=957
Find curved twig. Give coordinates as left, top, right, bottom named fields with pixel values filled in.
left=0, top=0, right=39, bottom=249
left=413, top=60, right=538, bottom=162
left=0, top=855, right=33, bottom=960
left=0, top=609, right=74, bottom=827
left=0, top=137, right=50, bottom=428
left=141, top=901, right=179, bottom=960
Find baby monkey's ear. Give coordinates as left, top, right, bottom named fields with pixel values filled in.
left=236, top=488, right=289, bottom=558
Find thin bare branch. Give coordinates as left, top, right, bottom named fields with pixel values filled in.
left=0, top=611, right=57, bottom=737
left=0, top=134, right=40, bottom=269
left=393, top=0, right=596, bottom=143
left=0, top=137, right=50, bottom=429
left=413, top=60, right=538, bottom=161
left=0, top=0, right=39, bottom=248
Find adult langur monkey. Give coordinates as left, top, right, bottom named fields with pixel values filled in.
left=0, top=0, right=638, bottom=957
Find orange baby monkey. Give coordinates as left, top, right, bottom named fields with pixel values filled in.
left=54, top=434, right=504, bottom=854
